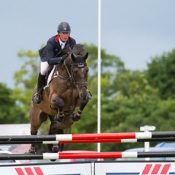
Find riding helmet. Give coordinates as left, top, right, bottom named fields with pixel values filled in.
left=57, top=22, right=71, bottom=33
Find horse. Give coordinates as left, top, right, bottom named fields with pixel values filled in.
left=29, top=44, right=90, bottom=153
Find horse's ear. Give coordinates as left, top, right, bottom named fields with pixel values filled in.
left=71, top=53, right=76, bottom=62
left=84, top=52, right=88, bottom=60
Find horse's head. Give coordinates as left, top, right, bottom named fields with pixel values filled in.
left=69, top=44, right=89, bottom=100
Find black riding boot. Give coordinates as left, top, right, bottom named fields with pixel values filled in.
left=32, top=73, right=46, bottom=104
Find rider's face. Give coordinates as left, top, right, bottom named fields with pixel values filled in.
left=59, top=32, right=70, bottom=42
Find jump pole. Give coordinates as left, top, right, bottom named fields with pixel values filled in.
left=1, top=151, right=175, bottom=160
left=1, top=137, right=175, bottom=144
left=0, top=132, right=175, bottom=142
left=42, top=137, right=175, bottom=144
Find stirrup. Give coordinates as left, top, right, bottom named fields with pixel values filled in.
left=32, top=93, right=42, bottom=104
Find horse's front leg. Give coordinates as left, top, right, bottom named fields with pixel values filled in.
left=48, top=119, right=64, bottom=153
left=50, top=94, right=64, bottom=122
left=29, top=130, right=38, bottom=154
left=72, top=92, right=90, bottom=121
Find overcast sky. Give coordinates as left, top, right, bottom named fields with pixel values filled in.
left=0, top=0, right=175, bottom=87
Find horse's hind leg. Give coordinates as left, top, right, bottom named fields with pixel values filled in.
left=48, top=117, right=64, bottom=152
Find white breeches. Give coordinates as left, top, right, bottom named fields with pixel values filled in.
left=40, top=61, right=49, bottom=75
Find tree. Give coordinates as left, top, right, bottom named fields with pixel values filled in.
left=147, top=49, right=175, bottom=99
left=85, top=44, right=125, bottom=75
left=101, top=70, right=175, bottom=151
left=12, top=50, right=39, bottom=121
left=0, top=83, right=25, bottom=123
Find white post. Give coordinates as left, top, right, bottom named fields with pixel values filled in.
left=140, top=125, right=156, bottom=160
left=97, top=0, right=101, bottom=152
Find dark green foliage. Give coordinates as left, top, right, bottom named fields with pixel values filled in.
left=147, top=49, right=175, bottom=99
left=0, top=83, right=26, bottom=123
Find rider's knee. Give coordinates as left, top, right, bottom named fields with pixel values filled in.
left=40, top=61, right=49, bottom=75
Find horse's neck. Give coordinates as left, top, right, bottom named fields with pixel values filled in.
left=55, top=63, right=71, bottom=80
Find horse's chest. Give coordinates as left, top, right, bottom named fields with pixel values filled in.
left=63, top=89, right=79, bottom=103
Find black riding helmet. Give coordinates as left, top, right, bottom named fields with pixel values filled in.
left=57, top=22, right=71, bottom=33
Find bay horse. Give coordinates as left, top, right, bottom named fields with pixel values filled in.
left=29, top=44, right=90, bottom=153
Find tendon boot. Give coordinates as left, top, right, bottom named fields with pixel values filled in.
left=32, top=73, right=46, bottom=104
left=86, top=89, right=92, bottom=100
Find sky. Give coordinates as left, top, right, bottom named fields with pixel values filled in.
left=0, top=0, right=175, bottom=87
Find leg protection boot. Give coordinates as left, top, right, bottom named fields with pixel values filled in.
left=86, top=89, right=92, bottom=100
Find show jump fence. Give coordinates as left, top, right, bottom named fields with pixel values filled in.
left=1, top=131, right=175, bottom=160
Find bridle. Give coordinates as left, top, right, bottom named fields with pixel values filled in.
left=56, top=58, right=88, bottom=89
left=70, top=62, right=88, bottom=89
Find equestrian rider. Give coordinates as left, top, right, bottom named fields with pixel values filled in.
left=32, top=22, right=76, bottom=104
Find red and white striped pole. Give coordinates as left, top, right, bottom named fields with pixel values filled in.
left=1, top=151, right=175, bottom=160
left=0, top=132, right=175, bottom=143
left=52, top=132, right=175, bottom=141
left=1, top=137, right=175, bottom=144
left=44, top=151, right=175, bottom=159
left=54, top=132, right=151, bottom=141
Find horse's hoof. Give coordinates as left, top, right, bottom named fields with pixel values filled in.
left=29, top=147, right=36, bottom=154
left=72, top=113, right=81, bottom=121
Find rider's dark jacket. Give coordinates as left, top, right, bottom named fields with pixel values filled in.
left=39, top=35, right=76, bottom=64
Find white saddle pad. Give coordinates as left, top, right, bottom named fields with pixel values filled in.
left=47, top=65, right=56, bottom=85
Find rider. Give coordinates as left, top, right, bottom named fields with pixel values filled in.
left=32, top=22, right=76, bottom=104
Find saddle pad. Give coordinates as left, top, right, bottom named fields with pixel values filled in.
left=47, top=65, right=56, bottom=85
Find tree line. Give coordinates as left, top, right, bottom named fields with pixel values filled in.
left=1, top=44, right=175, bottom=151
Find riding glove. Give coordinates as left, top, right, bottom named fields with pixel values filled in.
left=47, top=54, right=68, bottom=65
